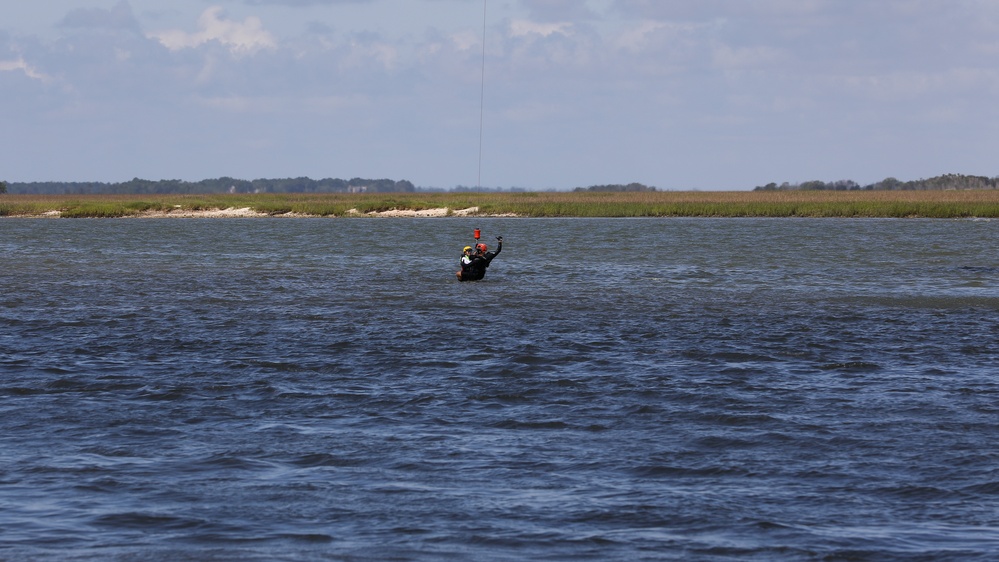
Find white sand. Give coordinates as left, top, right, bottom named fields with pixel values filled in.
left=15, top=206, right=513, bottom=218
left=351, top=207, right=479, bottom=217
left=135, top=207, right=269, bottom=218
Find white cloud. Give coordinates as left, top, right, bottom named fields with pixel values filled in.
left=0, top=57, right=50, bottom=82
left=449, top=29, right=480, bottom=52
left=509, top=20, right=573, bottom=38
left=614, top=21, right=666, bottom=52
left=3, top=0, right=999, bottom=188
left=340, top=38, right=399, bottom=71
left=149, top=7, right=277, bottom=54
left=613, top=20, right=708, bottom=53
left=612, top=0, right=829, bottom=21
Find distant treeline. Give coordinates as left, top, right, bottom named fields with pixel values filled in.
left=7, top=177, right=416, bottom=195
left=4, top=178, right=658, bottom=194
left=445, top=185, right=529, bottom=193
left=573, top=182, right=656, bottom=192
left=755, top=174, right=999, bottom=191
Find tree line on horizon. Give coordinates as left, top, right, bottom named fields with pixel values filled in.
left=4, top=176, right=416, bottom=195
left=573, top=182, right=656, bottom=192
left=754, top=173, right=999, bottom=191
left=4, top=175, right=997, bottom=195
left=2, top=177, right=659, bottom=195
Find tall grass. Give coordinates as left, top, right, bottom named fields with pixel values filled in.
left=4, top=191, right=999, bottom=218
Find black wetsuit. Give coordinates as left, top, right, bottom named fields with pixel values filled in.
left=460, top=242, right=502, bottom=281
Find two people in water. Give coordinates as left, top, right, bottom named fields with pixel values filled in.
left=456, top=235, right=503, bottom=281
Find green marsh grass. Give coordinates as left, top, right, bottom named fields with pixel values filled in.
left=4, top=190, right=999, bottom=218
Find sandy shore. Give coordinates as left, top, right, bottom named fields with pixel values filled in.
left=10, top=206, right=524, bottom=219
left=348, top=206, right=481, bottom=218
left=133, top=207, right=272, bottom=218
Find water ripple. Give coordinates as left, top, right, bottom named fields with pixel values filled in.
left=2, top=218, right=999, bottom=560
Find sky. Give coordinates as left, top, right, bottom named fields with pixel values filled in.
left=2, top=1, right=998, bottom=190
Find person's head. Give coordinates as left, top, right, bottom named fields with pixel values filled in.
left=463, top=246, right=473, bottom=255
left=475, top=243, right=487, bottom=253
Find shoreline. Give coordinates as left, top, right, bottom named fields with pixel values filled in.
left=6, top=191, right=999, bottom=219
left=6, top=206, right=995, bottom=219
left=21, top=206, right=501, bottom=219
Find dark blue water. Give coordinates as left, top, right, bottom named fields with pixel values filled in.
left=2, top=217, right=999, bottom=561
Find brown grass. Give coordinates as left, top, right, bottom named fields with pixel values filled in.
left=3, top=190, right=999, bottom=218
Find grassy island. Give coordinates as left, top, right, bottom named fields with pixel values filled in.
left=4, top=190, right=999, bottom=218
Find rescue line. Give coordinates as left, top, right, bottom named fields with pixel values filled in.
left=456, top=228, right=503, bottom=282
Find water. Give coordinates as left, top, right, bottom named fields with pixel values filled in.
left=2, top=217, right=999, bottom=561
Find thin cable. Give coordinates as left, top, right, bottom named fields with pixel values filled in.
left=477, top=0, right=487, bottom=189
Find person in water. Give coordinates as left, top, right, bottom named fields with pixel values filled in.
left=456, top=236, right=503, bottom=281
left=458, top=246, right=474, bottom=273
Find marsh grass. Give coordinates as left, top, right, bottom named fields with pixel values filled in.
left=4, top=191, right=999, bottom=218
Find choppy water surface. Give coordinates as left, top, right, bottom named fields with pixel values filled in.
left=2, top=217, right=999, bottom=561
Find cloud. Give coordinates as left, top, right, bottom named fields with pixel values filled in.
left=509, top=20, right=573, bottom=38
left=4, top=0, right=999, bottom=188
left=613, top=20, right=708, bottom=53
left=241, top=0, right=374, bottom=5
left=0, top=57, right=50, bottom=82
left=612, top=0, right=829, bottom=20
left=59, top=0, right=142, bottom=32
left=340, top=36, right=400, bottom=71
left=520, top=0, right=602, bottom=22
left=243, top=0, right=375, bottom=8
left=149, top=7, right=278, bottom=54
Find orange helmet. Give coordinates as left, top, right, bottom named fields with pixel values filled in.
left=475, top=243, right=487, bottom=252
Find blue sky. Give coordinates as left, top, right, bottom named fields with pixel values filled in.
left=2, top=0, right=998, bottom=190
